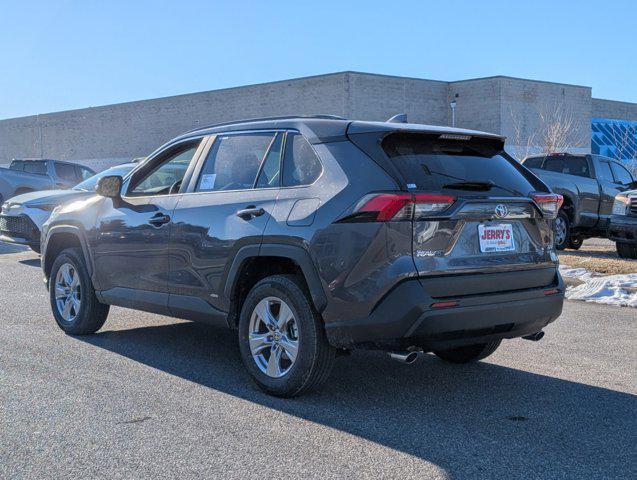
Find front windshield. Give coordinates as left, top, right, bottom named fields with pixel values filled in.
left=73, top=165, right=133, bottom=191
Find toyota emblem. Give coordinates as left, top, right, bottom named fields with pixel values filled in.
left=494, top=204, right=508, bottom=218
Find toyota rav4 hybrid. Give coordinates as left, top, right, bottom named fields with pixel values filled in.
left=41, top=115, right=565, bottom=397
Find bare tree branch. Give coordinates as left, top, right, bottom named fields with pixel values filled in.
left=508, top=100, right=584, bottom=161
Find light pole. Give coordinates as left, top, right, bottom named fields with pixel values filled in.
left=450, top=100, right=457, bottom=127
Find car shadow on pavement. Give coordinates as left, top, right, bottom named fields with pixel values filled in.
left=80, top=321, right=635, bottom=478
left=18, top=258, right=41, bottom=267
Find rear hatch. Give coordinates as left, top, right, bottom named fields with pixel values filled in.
left=348, top=129, right=560, bottom=290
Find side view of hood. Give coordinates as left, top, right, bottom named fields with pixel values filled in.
left=4, top=189, right=89, bottom=207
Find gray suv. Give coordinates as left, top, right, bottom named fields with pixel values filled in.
left=41, top=115, right=565, bottom=397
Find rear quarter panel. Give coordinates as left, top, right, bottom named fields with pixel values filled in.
left=263, top=140, right=417, bottom=325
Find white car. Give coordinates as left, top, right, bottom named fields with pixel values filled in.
left=0, top=163, right=135, bottom=253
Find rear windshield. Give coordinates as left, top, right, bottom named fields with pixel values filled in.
left=23, top=162, right=47, bottom=175
left=526, top=155, right=590, bottom=178
left=381, top=133, right=536, bottom=196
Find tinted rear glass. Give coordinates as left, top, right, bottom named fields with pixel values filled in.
left=523, top=157, right=543, bottom=169
left=381, top=133, right=536, bottom=196
left=23, top=162, right=47, bottom=175
left=596, top=161, right=614, bottom=182
left=54, top=162, right=77, bottom=181
left=543, top=157, right=565, bottom=173
left=531, top=155, right=590, bottom=178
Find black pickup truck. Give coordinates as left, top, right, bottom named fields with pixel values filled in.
left=522, top=153, right=637, bottom=249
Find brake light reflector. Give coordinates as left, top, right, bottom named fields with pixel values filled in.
left=431, top=301, right=459, bottom=308
left=531, top=193, right=563, bottom=218
left=344, top=192, right=455, bottom=222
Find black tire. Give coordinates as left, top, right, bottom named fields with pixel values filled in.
left=29, top=243, right=41, bottom=254
left=568, top=235, right=584, bottom=250
left=49, top=247, right=109, bottom=335
left=616, top=242, right=637, bottom=259
left=238, top=274, right=336, bottom=397
left=434, top=340, right=501, bottom=364
left=555, top=210, right=571, bottom=250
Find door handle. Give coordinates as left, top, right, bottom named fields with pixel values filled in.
left=236, top=206, right=265, bottom=220
left=148, top=213, right=171, bottom=227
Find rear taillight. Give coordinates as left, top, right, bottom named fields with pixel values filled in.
left=341, top=192, right=455, bottom=222
left=531, top=193, right=563, bottom=218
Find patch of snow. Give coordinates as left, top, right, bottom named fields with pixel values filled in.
left=560, top=265, right=637, bottom=308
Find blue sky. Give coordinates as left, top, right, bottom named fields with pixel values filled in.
left=0, top=0, right=634, bottom=119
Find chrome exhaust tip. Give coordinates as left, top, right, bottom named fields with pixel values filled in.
left=522, top=331, right=545, bottom=341
left=388, top=351, right=420, bottom=364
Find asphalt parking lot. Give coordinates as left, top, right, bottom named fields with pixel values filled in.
left=1, top=243, right=635, bottom=479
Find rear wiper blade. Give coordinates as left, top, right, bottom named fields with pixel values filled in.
left=442, top=181, right=495, bottom=191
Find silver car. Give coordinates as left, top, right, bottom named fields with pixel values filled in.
left=0, top=163, right=135, bottom=253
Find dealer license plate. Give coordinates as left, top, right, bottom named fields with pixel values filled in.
left=478, top=224, right=515, bottom=252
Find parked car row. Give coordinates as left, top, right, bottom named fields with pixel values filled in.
left=0, top=163, right=136, bottom=252
left=0, top=159, right=95, bottom=205
left=2, top=117, right=632, bottom=396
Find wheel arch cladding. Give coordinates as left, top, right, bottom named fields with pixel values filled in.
left=224, top=244, right=328, bottom=324
left=43, top=227, right=92, bottom=281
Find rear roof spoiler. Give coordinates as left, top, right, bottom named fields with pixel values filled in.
left=346, top=120, right=505, bottom=141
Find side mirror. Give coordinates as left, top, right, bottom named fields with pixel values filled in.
left=96, top=175, right=123, bottom=199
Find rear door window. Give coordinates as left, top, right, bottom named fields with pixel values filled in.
left=255, top=133, right=283, bottom=188
left=381, top=133, right=536, bottom=196
left=55, top=163, right=78, bottom=181
left=196, top=133, right=277, bottom=192
left=564, top=157, right=590, bottom=177
left=282, top=133, right=322, bottom=187
left=596, top=161, right=615, bottom=182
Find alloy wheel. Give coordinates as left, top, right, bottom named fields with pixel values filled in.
left=54, top=263, right=81, bottom=322
left=248, top=296, right=299, bottom=378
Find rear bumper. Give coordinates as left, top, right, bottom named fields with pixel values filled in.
left=608, top=215, right=637, bottom=244
left=325, top=268, right=564, bottom=350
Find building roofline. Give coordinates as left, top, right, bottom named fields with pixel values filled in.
left=0, top=71, right=357, bottom=122
left=338, top=70, right=449, bottom=84
left=2, top=71, right=633, bottom=123
left=592, top=97, right=637, bottom=107
left=448, top=74, right=591, bottom=90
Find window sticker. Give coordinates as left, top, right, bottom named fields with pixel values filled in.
left=200, top=173, right=217, bottom=190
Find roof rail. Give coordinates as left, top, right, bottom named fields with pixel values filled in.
left=184, top=114, right=347, bottom=135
